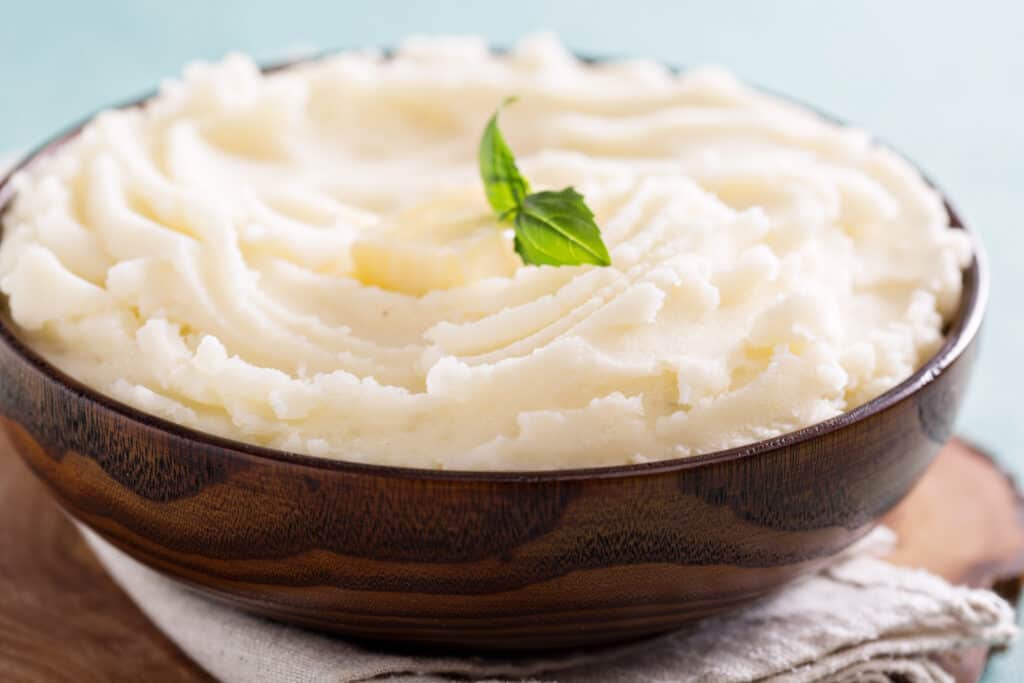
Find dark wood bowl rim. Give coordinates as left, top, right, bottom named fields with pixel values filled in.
left=0, top=51, right=989, bottom=482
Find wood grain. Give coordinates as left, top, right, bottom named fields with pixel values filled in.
left=0, top=296, right=984, bottom=651
left=885, top=440, right=1024, bottom=587
left=0, top=431, right=212, bottom=683
left=882, top=439, right=1024, bottom=683
left=0, top=292, right=983, bottom=650
left=1, top=437, right=1019, bottom=682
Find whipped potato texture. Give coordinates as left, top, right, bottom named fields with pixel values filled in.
left=0, top=35, right=971, bottom=470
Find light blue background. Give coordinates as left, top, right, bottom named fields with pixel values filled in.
left=2, top=1, right=1021, bottom=679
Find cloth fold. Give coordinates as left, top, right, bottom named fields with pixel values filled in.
left=81, top=527, right=1016, bottom=683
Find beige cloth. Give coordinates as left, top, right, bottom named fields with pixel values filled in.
left=80, top=527, right=1016, bottom=683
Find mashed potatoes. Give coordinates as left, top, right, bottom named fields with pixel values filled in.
left=0, top=35, right=970, bottom=470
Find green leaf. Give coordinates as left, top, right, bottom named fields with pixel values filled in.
left=478, top=98, right=612, bottom=268
left=478, top=97, right=531, bottom=219
left=513, top=189, right=612, bottom=267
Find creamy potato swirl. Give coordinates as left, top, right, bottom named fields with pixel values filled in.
left=0, top=35, right=970, bottom=470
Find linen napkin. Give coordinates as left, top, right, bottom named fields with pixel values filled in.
left=80, top=527, right=1016, bottom=683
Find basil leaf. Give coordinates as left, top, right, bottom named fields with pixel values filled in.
left=513, top=189, right=612, bottom=267
left=478, top=98, right=612, bottom=268
left=478, top=97, right=531, bottom=219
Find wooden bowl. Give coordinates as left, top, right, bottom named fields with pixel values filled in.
left=0, top=74, right=988, bottom=651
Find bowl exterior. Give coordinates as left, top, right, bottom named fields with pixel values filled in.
left=0, top=325, right=976, bottom=649
left=0, top=55, right=985, bottom=650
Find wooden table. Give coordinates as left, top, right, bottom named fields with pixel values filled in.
left=1, top=437, right=1022, bottom=683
